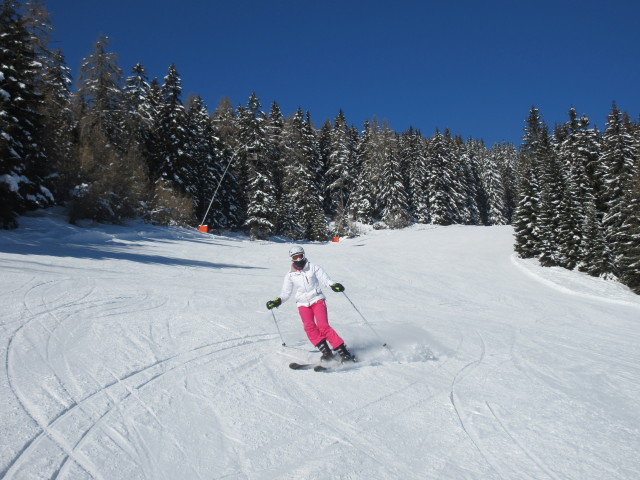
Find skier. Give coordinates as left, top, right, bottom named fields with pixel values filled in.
left=266, top=246, right=355, bottom=363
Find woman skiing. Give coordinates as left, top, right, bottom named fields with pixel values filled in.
left=266, top=246, right=355, bottom=363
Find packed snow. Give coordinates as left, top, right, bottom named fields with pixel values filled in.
left=1, top=209, right=639, bottom=479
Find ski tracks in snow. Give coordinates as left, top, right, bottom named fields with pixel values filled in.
left=446, top=327, right=560, bottom=480
left=1, top=273, right=272, bottom=479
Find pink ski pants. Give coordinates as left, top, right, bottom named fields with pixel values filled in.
left=298, top=299, right=343, bottom=349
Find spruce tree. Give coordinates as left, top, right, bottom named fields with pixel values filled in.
left=39, top=50, right=75, bottom=202
left=238, top=93, right=276, bottom=238
left=402, top=128, right=430, bottom=223
left=579, top=197, right=613, bottom=277
left=266, top=101, right=285, bottom=207
left=514, top=106, right=545, bottom=257
left=279, top=108, right=325, bottom=240
left=378, top=126, right=410, bottom=228
left=0, top=0, right=51, bottom=227
left=426, top=130, right=457, bottom=225
left=349, top=120, right=377, bottom=224
left=601, top=103, right=637, bottom=274
left=617, top=163, right=640, bottom=292
left=326, top=109, right=354, bottom=234
left=482, top=144, right=508, bottom=225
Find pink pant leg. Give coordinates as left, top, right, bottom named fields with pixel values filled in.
left=298, top=300, right=344, bottom=349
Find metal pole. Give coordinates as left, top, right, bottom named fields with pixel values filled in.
left=199, top=155, right=235, bottom=228
left=270, top=309, right=286, bottom=346
left=342, top=292, right=396, bottom=360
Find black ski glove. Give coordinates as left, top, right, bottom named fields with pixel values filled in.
left=330, top=283, right=345, bottom=292
left=266, top=297, right=282, bottom=310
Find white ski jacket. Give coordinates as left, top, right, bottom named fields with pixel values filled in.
left=279, top=261, right=335, bottom=307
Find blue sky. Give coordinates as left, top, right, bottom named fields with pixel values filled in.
left=43, top=0, right=640, bottom=146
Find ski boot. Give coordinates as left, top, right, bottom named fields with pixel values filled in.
left=315, top=339, right=335, bottom=362
left=334, top=343, right=356, bottom=363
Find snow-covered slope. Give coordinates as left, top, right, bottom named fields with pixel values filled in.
left=1, top=210, right=639, bottom=479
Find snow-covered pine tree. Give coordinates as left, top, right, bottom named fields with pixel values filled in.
left=122, top=63, right=153, bottom=149
left=326, top=109, right=355, bottom=234
left=349, top=120, right=377, bottom=224
left=555, top=108, right=594, bottom=269
left=238, top=93, right=277, bottom=239
left=379, top=126, right=410, bottom=228
left=617, top=162, right=640, bottom=293
left=482, top=142, right=508, bottom=225
left=0, top=0, right=52, bottom=228
left=600, top=103, right=637, bottom=275
left=38, top=49, right=74, bottom=202
left=493, top=142, right=519, bottom=223
left=23, top=0, right=73, bottom=203
left=266, top=101, right=285, bottom=207
left=186, top=95, right=218, bottom=224
left=579, top=198, right=612, bottom=277
left=154, top=64, right=189, bottom=187
left=402, top=127, right=430, bottom=224
left=302, top=111, right=327, bottom=240
left=317, top=119, right=333, bottom=215
left=537, top=123, right=564, bottom=267
left=514, top=106, right=545, bottom=257
left=146, top=64, right=193, bottom=225
left=426, top=130, right=457, bottom=225
left=278, top=108, right=325, bottom=240
left=456, top=137, right=483, bottom=225
left=23, top=1, right=75, bottom=204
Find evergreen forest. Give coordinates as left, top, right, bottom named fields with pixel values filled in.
left=1, top=1, right=639, bottom=293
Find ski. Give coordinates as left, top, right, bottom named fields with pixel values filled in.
left=289, top=362, right=332, bottom=371
left=289, top=362, right=315, bottom=370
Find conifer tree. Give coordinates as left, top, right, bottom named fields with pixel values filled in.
left=402, top=127, right=430, bottom=223
left=39, top=49, right=75, bottom=202
left=349, top=120, right=377, bottom=224
left=317, top=120, right=333, bottom=214
left=379, top=126, right=410, bottom=228
left=302, top=111, right=327, bottom=240
left=266, top=101, right=285, bottom=204
left=536, top=123, right=563, bottom=267
left=326, top=110, right=354, bottom=234
left=601, top=103, right=637, bottom=274
left=579, top=197, right=613, bottom=277
left=617, top=163, right=640, bottom=292
left=122, top=63, right=153, bottom=150
left=278, top=108, right=325, bottom=240
left=481, top=144, right=507, bottom=225
left=22, top=1, right=74, bottom=202
left=238, top=93, right=276, bottom=238
left=143, top=64, right=194, bottom=225
left=426, top=130, right=457, bottom=225
left=455, top=137, right=483, bottom=225
left=0, top=0, right=52, bottom=227
left=514, top=106, right=545, bottom=257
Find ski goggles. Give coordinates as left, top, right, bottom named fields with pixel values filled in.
left=291, top=253, right=305, bottom=261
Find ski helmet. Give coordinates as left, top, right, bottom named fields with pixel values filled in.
left=289, top=245, right=305, bottom=259
left=289, top=245, right=307, bottom=268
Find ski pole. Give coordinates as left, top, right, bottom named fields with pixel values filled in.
left=270, top=309, right=286, bottom=346
left=342, top=292, right=396, bottom=360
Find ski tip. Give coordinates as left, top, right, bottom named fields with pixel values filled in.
left=313, top=365, right=328, bottom=372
